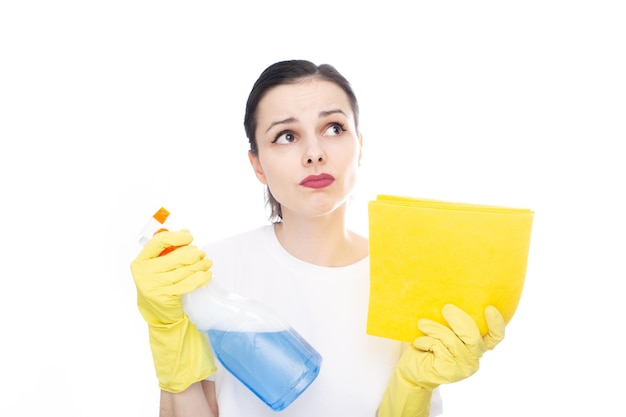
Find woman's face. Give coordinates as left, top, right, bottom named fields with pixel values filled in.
left=249, top=78, right=362, bottom=220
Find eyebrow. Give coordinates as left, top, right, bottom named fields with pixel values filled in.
left=319, top=109, right=347, bottom=119
left=264, top=109, right=348, bottom=133
left=265, top=117, right=296, bottom=133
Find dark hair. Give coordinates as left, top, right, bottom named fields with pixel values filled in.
left=244, top=60, right=360, bottom=223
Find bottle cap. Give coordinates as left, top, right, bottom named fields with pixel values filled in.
left=153, top=207, right=170, bottom=224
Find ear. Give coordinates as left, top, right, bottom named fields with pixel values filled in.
left=358, top=133, right=363, bottom=166
left=248, top=151, right=268, bottom=185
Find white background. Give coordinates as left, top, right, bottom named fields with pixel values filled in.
left=1, top=1, right=624, bottom=415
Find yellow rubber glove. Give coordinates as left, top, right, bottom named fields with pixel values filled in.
left=130, top=229, right=217, bottom=393
left=378, top=304, right=505, bottom=417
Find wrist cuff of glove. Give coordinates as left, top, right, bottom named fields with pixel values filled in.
left=378, top=368, right=433, bottom=417
left=147, top=316, right=217, bottom=393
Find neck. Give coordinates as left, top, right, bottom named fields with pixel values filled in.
left=274, top=205, right=367, bottom=267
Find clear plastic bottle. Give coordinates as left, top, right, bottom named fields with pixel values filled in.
left=137, top=208, right=322, bottom=411
left=183, top=284, right=322, bottom=411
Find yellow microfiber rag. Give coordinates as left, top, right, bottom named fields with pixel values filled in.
left=367, top=195, right=534, bottom=342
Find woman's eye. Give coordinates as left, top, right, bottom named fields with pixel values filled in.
left=324, top=123, right=346, bottom=136
left=273, top=131, right=296, bottom=144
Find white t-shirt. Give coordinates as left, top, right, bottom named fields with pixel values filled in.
left=191, top=225, right=442, bottom=416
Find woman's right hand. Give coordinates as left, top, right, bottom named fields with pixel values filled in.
left=131, top=229, right=213, bottom=326
left=130, top=229, right=217, bottom=393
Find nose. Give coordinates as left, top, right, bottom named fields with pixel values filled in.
left=303, top=137, right=326, bottom=165
left=306, top=154, right=324, bottom=164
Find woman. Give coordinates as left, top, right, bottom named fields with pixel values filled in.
left=131, top=60, right=505, bottom=417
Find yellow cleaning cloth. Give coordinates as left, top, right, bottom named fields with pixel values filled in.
left=367, top=195, right=534, bottom=342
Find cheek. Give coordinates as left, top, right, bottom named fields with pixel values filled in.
left=256, top=155, right=284, bottom=186
left=345, top=160, right=360, bottom=185
left=348, top=148, right=363, bottom=181
left=343, top=143, right=362, bottom=171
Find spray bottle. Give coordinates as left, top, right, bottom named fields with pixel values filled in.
left=137, top=208, right=322, bottom=411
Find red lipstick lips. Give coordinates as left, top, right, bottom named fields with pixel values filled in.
left=300, top=173, right=335, bottom=189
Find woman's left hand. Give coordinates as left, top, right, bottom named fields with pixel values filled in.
left=397, top=304, right=506, bottom=390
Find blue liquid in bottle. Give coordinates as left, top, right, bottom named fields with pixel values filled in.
left=206, top=328, right=322, bottom=411
left=183, top=282, right=323, bottom=411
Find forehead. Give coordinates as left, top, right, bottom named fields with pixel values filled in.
left=257, top=79, right=353, bottom=122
